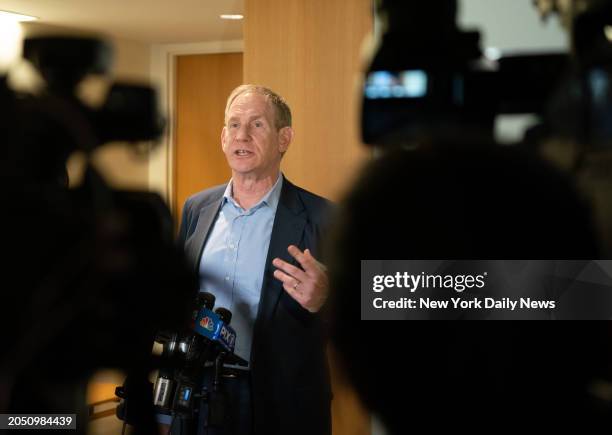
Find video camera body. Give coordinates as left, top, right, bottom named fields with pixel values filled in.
left=362, top=0, right=612, bottom=151
left=329, top=2, right=612, bottom=432
left=0, top=34, right=197, bottom=435
left=361, top=0, right=612, bottom=256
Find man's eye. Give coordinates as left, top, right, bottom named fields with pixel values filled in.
left=254, top=121, right=263, bottom=127
left=230, top=123, right=239, bottom=128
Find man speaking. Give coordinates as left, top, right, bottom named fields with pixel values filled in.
left=176, top=85, right=332, bottom=435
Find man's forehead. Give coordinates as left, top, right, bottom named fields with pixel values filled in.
left=228, top=92, right=272, bottom=115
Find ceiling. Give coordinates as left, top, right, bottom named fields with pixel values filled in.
left=0, top=0, right=244, bottom=44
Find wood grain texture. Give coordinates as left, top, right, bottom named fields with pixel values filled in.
left=328, top=346, right=371, bottom=435
left=174, top=53, right=243, bottom=221
left=244, top=0, right=373, bottom=201
left=244, top=2, right=374, bottom=434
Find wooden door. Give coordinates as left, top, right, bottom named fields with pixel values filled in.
left=174, top=52, right=243, bottom=222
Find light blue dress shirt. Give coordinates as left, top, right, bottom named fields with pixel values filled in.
left=198, top=173, right=283, bottom=363
left=157, top=174, right=282, bottom=424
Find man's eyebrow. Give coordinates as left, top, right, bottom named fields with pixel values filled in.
left=247, top=114, right=265, bottom=121
left=228, top=114, right=265, bottom=122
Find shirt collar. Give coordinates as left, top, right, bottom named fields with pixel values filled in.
left=223, top=172, right=284, bottom=212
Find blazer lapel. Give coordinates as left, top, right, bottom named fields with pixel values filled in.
left=185, top=196, right=224, bottom=272
left=256, top=180, right=306, bottom=325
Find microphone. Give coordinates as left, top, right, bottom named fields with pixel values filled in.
left=197, top=292, right=216, bottom=310
left=193, top=305, right=237, bottom=353
left=212, top=307, right=247, bottom=367
left=154, top=292, right=217, bottom=360
left=190, top=291, right=216, bottom=329
left=152, top=367, right=174, bottom=410
left=183, top=292, right=217, bottom=362
left=215, top=307, right=232, bottom=324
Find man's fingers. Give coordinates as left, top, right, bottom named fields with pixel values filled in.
left=287, top=245, right=308, bottom=263
left=273, top=269, right=300, bottom=288
left=287, top=245, right=318, bottom=271
left=274, top=250, right=329, bottom=313
left=272, top=257, right=307, bottom=282
left=273, top=269, right=304, bottom=300
left=304, top=248, right=327, bottom=271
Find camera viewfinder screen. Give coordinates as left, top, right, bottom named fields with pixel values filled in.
left=364, top=70, right=428, bottom=99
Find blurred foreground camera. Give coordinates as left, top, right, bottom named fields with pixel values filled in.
left=362, top=0, right=612, bottom=152
left=23, top=37, right=163, bottom=145
left=330, top=2, right=612, bottom=433
left=0, top=34, right=196, bottom=435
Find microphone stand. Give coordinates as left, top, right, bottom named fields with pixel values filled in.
left=200, top=351, right=228, bottom=434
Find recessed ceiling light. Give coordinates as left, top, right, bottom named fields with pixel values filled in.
left=220, top=14, right=244, bottom=20
left=0, top=10, right=38, bottom=22
left=0, top=15, right=23, bottom=73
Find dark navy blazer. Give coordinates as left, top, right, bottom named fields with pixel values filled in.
left=178, top=178, right=333, bottom=435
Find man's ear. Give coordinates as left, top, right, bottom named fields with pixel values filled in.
left=221, top=126, right=228, bottom=151
left=278, top=126, right=294, bottom=154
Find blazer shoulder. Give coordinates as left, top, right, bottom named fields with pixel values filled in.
left=287, top=182, right=335, bottom=222
left=184, top=183, right=227, bottom=212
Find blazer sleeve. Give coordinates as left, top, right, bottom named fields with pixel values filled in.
left=177, top=198, right=193, bottom=248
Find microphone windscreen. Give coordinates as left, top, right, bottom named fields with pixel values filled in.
left=215, top=307, right=232, bottom=325
left=197, top=291, right=216, bottom=310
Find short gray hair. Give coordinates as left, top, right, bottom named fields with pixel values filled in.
left=224, top=84, right=292, bottom=130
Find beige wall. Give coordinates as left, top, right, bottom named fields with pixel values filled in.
left=243, top=0, right=373, bottom=201
left=243, top=3, right=373, bottom=434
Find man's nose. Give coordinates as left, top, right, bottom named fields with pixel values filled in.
left=235, top=124, right=250, bottom=141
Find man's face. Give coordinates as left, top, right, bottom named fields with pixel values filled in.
left=221, top=92, right=292, bottom=179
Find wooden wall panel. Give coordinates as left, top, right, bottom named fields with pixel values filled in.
left=244, top=2, right=373, bottom=434
left=174, top=53, right=243, bottom=221
left=244, top=0, right=373, bottom=201
left=328, top=346, right=371, bottom=435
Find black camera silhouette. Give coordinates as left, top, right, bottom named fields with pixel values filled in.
left=0, top=35, right=197, bottom=435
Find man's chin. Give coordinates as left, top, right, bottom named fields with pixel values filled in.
left=230, top=164, right=256, bottom=175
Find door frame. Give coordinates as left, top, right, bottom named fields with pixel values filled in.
left=149, top=40, right=243, bottom=209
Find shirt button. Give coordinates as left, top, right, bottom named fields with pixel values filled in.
left=229, top=244, right=235, bottom=249
left=225, top=276, right=230, bottom=281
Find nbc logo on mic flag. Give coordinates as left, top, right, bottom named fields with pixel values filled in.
left=200, top=316, right=214, bottom=331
